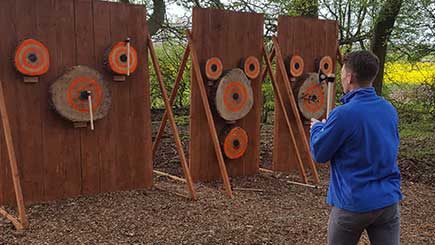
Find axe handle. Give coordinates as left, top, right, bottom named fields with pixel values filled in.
left=326, top=82, right=334, bottom=118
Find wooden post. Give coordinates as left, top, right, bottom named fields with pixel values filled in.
left=187, top=31, right=233, bottom=198
left=147, top=35, right=197, bottom=200
left=272, top=38, right=320, bottom=184
left=262, top=46, right=308, bottom=184
left=152, top=45, right=190, bottom=158
left=0, top=80, right=28, bottom=230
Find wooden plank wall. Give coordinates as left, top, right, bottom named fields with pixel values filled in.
left=273, top=16, right=338, bottom=172
left=190, top=8, right=263, bottom=181
left=0, top=0, right=152, bottom=205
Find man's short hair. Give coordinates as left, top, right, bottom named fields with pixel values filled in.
left=343, top=51, right=380, bottom=85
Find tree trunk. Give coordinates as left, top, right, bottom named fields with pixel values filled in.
left=370, top=0, right=403, bottom=96
left=119, top=0, right=165, bottom=36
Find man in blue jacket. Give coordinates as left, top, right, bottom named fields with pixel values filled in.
left=310, top=50, right=402, bottom=245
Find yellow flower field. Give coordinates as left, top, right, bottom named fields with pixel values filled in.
left=384, top=62, right=435, bottom=85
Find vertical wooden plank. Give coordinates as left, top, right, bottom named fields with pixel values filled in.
left=13, top=0, right=45, bottom=204
left=190, top=8, right=263, bottom=182
left=109, top=2, right=132, bottom=191
left=92, top=0, right=116, bottom=193
left=0, top=0, right=19, bottom=204
left=75, top=0, right=100, bottom=195
left=128, top=5, right=153, bottom=189
left=39, top=0, right=82, bottom=201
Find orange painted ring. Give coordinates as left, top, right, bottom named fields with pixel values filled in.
left=302, top=84, right=325, bottom=113
left=243, top=56, right=260, bottom=79
left=108, top=42, right=138, bottom=75
left=319, top=56, right=333, bottom=75
left=289, top=55, right=304, bottom=77
left=223, top=81, right=249, bottom=113
left=14, top=39, right=50, bottom=76
left=67, top=77, right=103, bottom=113
left=205, top=57, right=223, bottom=80
left=223, top=127, right=248, bottom=159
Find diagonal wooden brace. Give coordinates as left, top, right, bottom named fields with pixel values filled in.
left=272, top=37, right=320, bottom=184
left=187, top=31, right=233, bottom=198
left=147, top=35, right=197, bottom=200
left=262, top=46, right=308, bottom=184
left=0, top=80, right=28, bottom=230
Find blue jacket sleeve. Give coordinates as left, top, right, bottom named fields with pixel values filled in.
left=310, top=108, right=348, bottom=163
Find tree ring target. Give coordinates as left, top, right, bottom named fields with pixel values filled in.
left=220, top=126, right=248, bottom=160
left=205, top=57, right=223, bottom=80
left=50, top=66, right=111, bottom=123
left=106, top=42, right=138, bottom=75
left=295, top=73, right=327, bottom=120
left=215, top=68, right=254, bottom=121
left=14, top=39, right=50, bottom=76
left=287, top=55, right=304, bottom=77
left=319, top=56, right=333, bottom=75
left=242, top=56, right=260, bottom=79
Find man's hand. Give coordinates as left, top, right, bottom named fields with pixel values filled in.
left=310, top=118, right=326, bottom=129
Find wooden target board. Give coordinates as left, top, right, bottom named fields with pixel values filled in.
left=273, top=16, right=338, bottom=172
left=0, top=0, right=152, bottom=204
left=190, top=8, right=263, bottom=181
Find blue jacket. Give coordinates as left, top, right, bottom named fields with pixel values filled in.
left=310, top=87, right=402, bottom=212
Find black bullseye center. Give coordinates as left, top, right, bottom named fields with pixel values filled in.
left=211, top=64, right=218, bottom=72
left=324, top=63, right=329, bottom=69
left=28, top=53, right=38, bottom=63
left=295, top=63, right=300, bottom=70
left=120, top=54, right=128, bottom=63
left=249, top=63, right=256, bottom=71
left=233, top=139, right=240, bottom=149
left=79, top=90, right=90, bottom=101
left=232, top=92, right=240, bottom=101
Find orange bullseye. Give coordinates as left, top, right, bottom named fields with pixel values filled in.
left=222, top=127, right=248, bottom=159
left=14, top=39, right=50, bottom=76
left=242, top=56, right=260, bottom=79
left=107, top=42, right=138, bottom=75
left=205, top=57, right=223, bottom=80
left=289, top=55, right=304, bottom=77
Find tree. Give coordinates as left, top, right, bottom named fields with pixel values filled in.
left=370, top=0, right=403, bottom=95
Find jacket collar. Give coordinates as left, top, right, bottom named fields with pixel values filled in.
left=340, top=87, right=376, bottom=104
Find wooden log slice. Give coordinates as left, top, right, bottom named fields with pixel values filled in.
left=50, top=65, right=111, bottom=123
left=319, top=56, right=333, bottom=75
left=219, top=125, right=248, bottom=160
left=241, top=56, right=260, bottom=79
left=293, top=72, right=327, bottom=120
left=285, top=55, right=304, bottom=78
left=204, top=57, right=223, bottom=80
left=14, top=39, right=50, bottom=77
left=105, top=41, right=138, bottom=75
left=215, top=68, right=254, bottom=121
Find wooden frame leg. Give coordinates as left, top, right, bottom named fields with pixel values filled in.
left=272, top=38, right=320, bottom=184
left=186, top=31, right=233, bottom=198
left=147, top=35, right=197, bottom=200
left=0, top=80, right=28, bottom=230
left=262, top=46, right=308, bottom=184
left=152, top=46, right=190, bottom=158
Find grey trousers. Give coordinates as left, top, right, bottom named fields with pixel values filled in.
left=328, top=203, right=400, bottom=245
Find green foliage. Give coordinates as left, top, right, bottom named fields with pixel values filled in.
left=149, top=42, right=191, bottom=109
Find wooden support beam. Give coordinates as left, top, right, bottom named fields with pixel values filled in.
left=152, top=46, right=191, bottom=158
left=0, top=80, right=28, bottom=230
left=272, top=38, right=320, bottom=184
left=147, top=36, right=197, bottom=200
left=186, top=31, right=233, bottom=198
left=154, top=170, right=187, bottom=183
left=262, top=46, right=308, bottom=184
